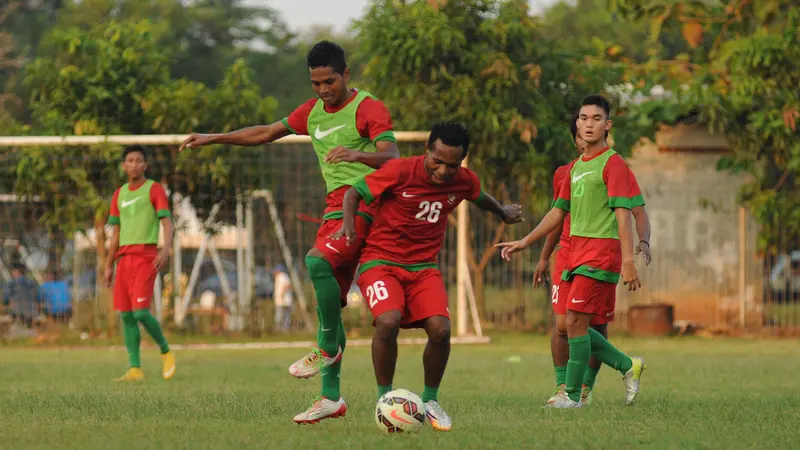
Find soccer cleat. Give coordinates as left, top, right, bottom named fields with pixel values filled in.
left=425, top=400, right=452, bottom=431
left=292, top=396, right=347, bottom=424
left=580, top=385, right=594, bottom=406
left=116, top=367, right=145, bottom=381
left=546, top=384, right=566, bottom=406
left=162, top=351, right=176, bottom=380
left=545, top=391, right=583, bottom=409
left=288, top=347, right=343, bottom=379
left=622, top=356, right=646, bottom=405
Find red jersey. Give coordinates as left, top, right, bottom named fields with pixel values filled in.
left=354, top=155, right=482, bottom=266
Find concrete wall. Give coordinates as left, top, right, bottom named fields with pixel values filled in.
left=614, top=124, right=763, bottom=329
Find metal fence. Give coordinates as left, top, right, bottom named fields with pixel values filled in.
left=0, top=135, right=796, bottom=340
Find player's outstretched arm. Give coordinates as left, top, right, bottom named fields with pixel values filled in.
left=632, top=205, right=651, bottom=266
left=495, top=208, right=566, bottom=261
left=616, top=208, right=641, bottom=291
left=104, top=225, right=120, bottom=287
left=472, top=191, right=524, bottom=224
left=179, top=121, right=291, bottom=151
left=324, top=140, right=399, bottom=168
left=332, top=187, right=363, bottom=246
left=153, top=217, right=173, bottom=271
left=534, top=225, right=563, bottom=287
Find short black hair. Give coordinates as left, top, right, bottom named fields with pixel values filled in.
left=123, top=145, right=147, bottom=161
left=307, top=41, right=347, bottom=75
left=569, top=112, right=579, bottom=141
left=428, top=121, right=470, bottom=158
left=580, top=95, right=612, bottom=119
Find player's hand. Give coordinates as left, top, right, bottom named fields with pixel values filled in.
left=103, top=267, right=113, bottom=287
left=179, top=133, right=213, bottom=152
left=621, top=260, right=641, bottom=291
left=636, top=240, right=652, bottom=266
left=502, top=204, right=525, bottom=224
left=495, top=240, right=527, bottom=261
left=153, top=249, right=170, bottom=271
left=533, top=258, right=548, bottom=287
left=324, top=146, right=361, bottom=164
left=330, top=222, right=357, bottom=246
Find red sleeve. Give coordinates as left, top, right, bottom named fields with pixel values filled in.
left=602, top=154, right=634, bottom=209
left=554, top=161, right=575, bottom=211
left=552, top=165, right=569, bottom=202
left=628, top=168, right=645, bottom=207
left=149, top=182, right=171, bottom=218
left=464, top=168, right=482, bottom=202
left=353, top=158, right=409, bottom=205
left=355, top=98, right=396, bottom=143
left=108, top=188, right=121, bottom=225
left=281, top=98, right=316, bottom=136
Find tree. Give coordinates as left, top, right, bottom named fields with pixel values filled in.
left=610, top=0, right=800, bottom=252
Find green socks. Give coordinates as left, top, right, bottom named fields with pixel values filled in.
left=306, top=255, right=342, bottom=357
left=566, top=334, right=591, bottom=402
left=321, top=316, right=346, bottom=400
left=378, top=384, right=393, bottom=398
left=422, top=385, right=439, bottom=403
left=583, top=366, right=601, bottom=388
left=554, top=365, right=567, bottom=387
left=587, top=327, right=632, bottom=375
left=133, top=309, right=170, bottom=354
left=120, top=312, right=141, bottom=368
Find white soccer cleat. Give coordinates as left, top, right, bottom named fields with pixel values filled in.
left=288, top=347, right=342, bottom=379
left=425, top=400, right=452, bottom=431
left=622, top=356, right=646, bottom=405
left=293, top=396, right=347, bottom=424
left=546, top=384, right=566, bottom=406
left=545, top=391, right=583, bottom=409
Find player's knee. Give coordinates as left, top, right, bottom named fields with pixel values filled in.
left=555, top=314, right=568, bottom=334
left=425, top=316, right=451, bottom=344
left=120, top=311, right=136, bottom=324
left=374, top=311, right=402, bottom=336
left=305, top=254, right=332, bottom=280
left=131, top=309, right=149, bottom=321
left=565, top=311, right=590, bottom=335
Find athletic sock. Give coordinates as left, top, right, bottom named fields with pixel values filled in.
left=422, top=385, right=439, bottom=403
left=321, top=316, right=346, bottom=400
left=378, top=384, right=393, bottom=399
left=120, top=312, right=141, bottom=367
left=133, top=309, right=169, bottom=353
left=554, top=366, right=567, bottom=387
left=587, top=327, right=632, bottom=374
left=583, top=366, right=601, bottom=388
left=306, top=255, right=341, bottom=356
left=566, top=334, right=591, bottom=402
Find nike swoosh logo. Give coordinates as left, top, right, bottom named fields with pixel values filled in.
left=390, top=410, right=413, bottom=424
left=325, top=243, right=341, bottom=254
left=606, top=312, right=614, bottom=316
left=321, top=327, right=332, bottom=331
left=136, top=297, right=147, bottom=303
left=571, top=171, right=595, bottom=183
left=571, top=298, right=586, bottom=303
left=122, top=198, right=141, bottom=208
left=401, top=192, right=417, bottom=198
left=315, top=124, right=346, bottom=140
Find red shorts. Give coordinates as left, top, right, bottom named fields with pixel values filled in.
left=356, top=265, right=449, bottom=328
left=559, top=275, right=616, bottom=324
left=113, top=248, right=158, bottom=312
left=314, top=215, right=372, bottom=303
left=551, top=246, right=570, bottom=316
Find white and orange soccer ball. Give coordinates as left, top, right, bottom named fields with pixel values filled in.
left=374, top=388, right=427, bottom=433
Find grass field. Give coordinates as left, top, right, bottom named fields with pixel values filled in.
left=1, top=333, right=799, bottom=449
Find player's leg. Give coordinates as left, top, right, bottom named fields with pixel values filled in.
left=406, top=269, right=452, bottom=431
left=114, top=256, right=144, bottom=381
left=129, top=252, right=174, bottom=380
left=548, top=275, right=570, bottom=404
left=581, top=322, right=607, bottom=405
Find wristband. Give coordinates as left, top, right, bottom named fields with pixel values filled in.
left=639, top=240, right=650, bottom=247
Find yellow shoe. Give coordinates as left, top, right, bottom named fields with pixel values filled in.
left=161, top=351, right=176, bottom=380
left=116, top=367, right=145, bottom=381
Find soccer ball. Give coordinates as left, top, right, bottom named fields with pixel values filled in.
left=374, top=388, right=426, bottom=433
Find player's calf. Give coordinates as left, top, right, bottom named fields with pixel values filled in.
left=373, top=310, right=403, bottom=393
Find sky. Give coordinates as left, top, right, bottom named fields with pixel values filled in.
left=259, top=0, right=560, bottom=33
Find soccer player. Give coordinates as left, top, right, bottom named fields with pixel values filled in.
left=104, top=145, right=176, bottom=381
left=534, top=115, right=652, bottom=406
left=334, top=122, right=524, bottom=430
left=497, top=95, right=646, bottom=408
left=179, top=41, right=399, bottom=423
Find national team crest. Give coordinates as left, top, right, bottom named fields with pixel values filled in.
left=447, top=195, right=457, bottom=205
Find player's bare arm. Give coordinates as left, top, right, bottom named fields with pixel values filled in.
left=534, top=225, right=563, bottom=287
left=495, top=207, right=566, bottom=261
left=104, top=224, right=120, bottom=287
left=616, top=207, right=641, bottom=291
left=179, top=121, right=291, bottom=151
left=472, top=192, right=524, bottom=224
left=153, top=217, right=173, bottom=271
left=632, top=205, right=652, bottom=266
left=331, top=186, right=362, bottom=245
left=324, top=140, right=399, bottom=167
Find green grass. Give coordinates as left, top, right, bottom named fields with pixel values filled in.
left=1, top=333, right=799, bottom=449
